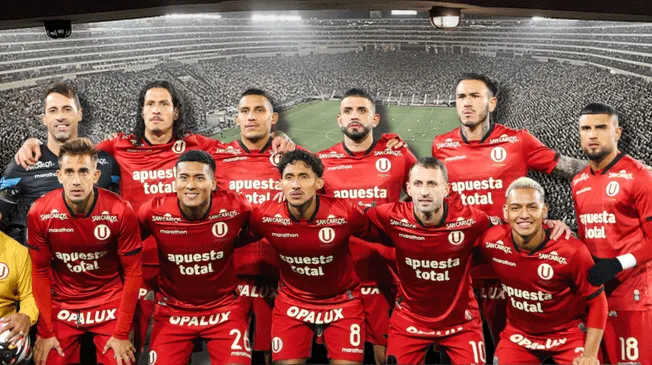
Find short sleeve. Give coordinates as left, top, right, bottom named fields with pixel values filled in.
left=95, top=135, right=118, bottom=156
left=569, top=243, right=604, bottom=300
left=118, top=201, right=143, bottom=256
left=522, top=130, right=559, bottom=174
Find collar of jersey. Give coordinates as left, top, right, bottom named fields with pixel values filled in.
left=589, top=151, right=625, bottom=176
left=412, top=201, right=449, bottom=228
left=238, top=137, right=273, bottom=154
left=62, top=187, right=99, bottom=219
left=142, top=136, right=174, bottom=146
left=341, top=138, right=379, bottom=157
left=287, top=195, right=321, bottom=224
left=459, top=120, right=496, bottom=144
left=510, top=227, right=550, bottom=255
left=177, top=195, right=213, bottom=221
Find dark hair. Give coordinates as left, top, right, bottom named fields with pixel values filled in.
left=409, top=157, right=449, bottom=183
left=456, top=73, right=499, bottom=97
left=176, top=150, right=216, bottom=176
left=241, top=88, right=275, bottom=110
left=59, top=138, right=98, bottom=163
left=134, top=80, right=187, bottom=144
left=579, top=103, right=618, bottom=118
left=277, top=150, right=324, bottom=178
left=45, top=82, right=81, bottom=110
left=342, top=88, right=376, bottom=105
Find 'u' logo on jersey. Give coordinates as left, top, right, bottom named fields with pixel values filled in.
left=448, top=231, right=465, bottom=245
left=0, top=263, right=9, bottom=280
left=319, top=227, right=335, bottom=243
left=270, top=153, right=282, bottom=166
left=538, top=263, right=554, bottom=280
left=490, top=147, right=507, bottom=163
left=376, top=158, right=392, bottom=172
left=606, top=181, right=620, bottom=197
left=94, top=224, right=111, bottom=240
left=212, top=222, right=228, bottom=237
left=172, top=140, right=186, bottom=154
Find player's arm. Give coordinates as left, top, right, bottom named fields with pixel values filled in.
left=26, top=209, right=55, bottom=339
left=551, top=155, right=589, bottom=180
left=518, top=129, right=586, bottom=180
left=16, top=251, right=38, bottom=325
left=356, top=204, right=393, bottom=246
left=137, top=199, right=154, bottom=241
left=14, top=138, right=43, bottom=169
left=0, top=243, right=38, bottom=345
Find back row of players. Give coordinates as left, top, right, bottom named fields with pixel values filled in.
left=0, top=74, right=650, bottom=365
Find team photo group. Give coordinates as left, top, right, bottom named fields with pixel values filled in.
left=0, top=72, right=650, bottom=365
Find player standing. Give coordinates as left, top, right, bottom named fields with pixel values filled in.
left=138, top=150, right=252, bottom=365
left=479, top=177, right=606, bottom=365
left=27, top=138, right=142, bottom=365
left=571, top=103, right=652, bottom=365
left=317, top=88, right=416, bottom=364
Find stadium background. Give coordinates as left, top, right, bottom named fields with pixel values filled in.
left=0, top=11, right=650, bottom=364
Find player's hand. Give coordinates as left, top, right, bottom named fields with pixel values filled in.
left=34, top=336, right=65, bottom=365
left=544, top=219, right=572, bottom=240
left=271, top=131, right=296, bottom=154
left=588, top=256, right=623, bottom=286
left=386, top=136, right=407, bottom=150
left=573, top=354, right=599, bottom=365
left=0, top=313, right=31, bottom=345
left=15, top=138, right=43, bottom=169
left=103, top=336, right=136, bottom=365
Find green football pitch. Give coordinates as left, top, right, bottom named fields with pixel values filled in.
left=213, top=100, right=459, bottom=158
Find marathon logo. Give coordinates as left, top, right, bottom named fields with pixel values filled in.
left=436, top=139, right=461, bottom=149
left=34, top=172, right=57, bottom=179
left=57, top=308, right=116, bottom=325
left=405, top=257, right=460, bottom=282
left=608, top=170, right=633, bottom=180
left=446, top=217, right=476, bottom=229
left=132, top=168, right=177, bottom=195
left=341, top=348, right=364, bottom=354
left=26, top=160, right=55, bottom=171
left=509, top=334, right=567, bottom=350
left=493, top=258, right=516, bottom=267
left=160, top=229, right=187, bottom=235
left=573, top=173, right=589, bottom=186
left=390, top=219, right=417, bottom=229
left=315, top=215, right=347, bottom=226
left=318, top=151, right=345, bottom=159
left=169, top=312, right=231, bottom=326
left=575, top=187, right=591, bottom=195
left=263, top=214, right=292, bottom=226
left=485, top=240, right=512, bottom=254
left=92, top=211, right=118, bottom=223
left=502, top=284, right=552, bottom=314
left=406, top=325, right=464, bottom=336
left=214, top=146, right=242, bottom=155
left=489, top=134, right=519, bottom=144
left=399, top=233, right=425, bottom=241
left=538, top=251, right=567, bottom=265
left=374, top=150, right=403, bottom=157
left=332, top=187, right=388, bottom=199
left=208, top=209, right=239, bottom=220
left=152, top=213, right=182, bottom=223
left=40, top=209, right=68, bottom=221
left=326, top=165, right=353, bottom=171
left=444, top=155, right=466, bottom=162
left=286, top=306, right=343, bottom=324
left=279, top=254, right=333, bottom=276
left=224, top=156, right=248, bottom=163
left=49, top=228, right=74, bottom=233
left=272, top=232, right=298, bottom=238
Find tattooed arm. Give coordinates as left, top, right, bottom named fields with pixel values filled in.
left=551, top=155, right=589, bottom=180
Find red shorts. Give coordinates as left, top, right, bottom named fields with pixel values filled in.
left=360, top=285, right=394, bottom=347
left=38, top=298, right=121, bottom=365
left=602, top=309, right=652, bottom=365
left=474, top=278, right=507, bottom=344
left=494, top=321, right=590, bottom=364
left=386, top=307, right=486, bottom=365
left=134, top=264, right=158, bottom=352
left=148, top=303, right=251, bottom=365
left=237, top=277, right=277, bottom=352
left=271, top=290, right=365, bottom=362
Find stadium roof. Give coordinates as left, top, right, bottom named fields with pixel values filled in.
left=2, top=0, right=651, bottom=30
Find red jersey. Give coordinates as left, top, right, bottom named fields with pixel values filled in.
left=27, top=188, right=142, bottom=308
left=365, top=199, right=492, bottom=328
left=248, top=195, right=369, bottom=304
left=318, top=134, right=417, bottom=286
left=478, top=225, right=603, bottom=335
left=432, top=123, right=559, bottom=279
left=138, top=191, right=252, bottom=312
left=572, top=152, right=652, bottom=311
left=212, top=138, right=288, bottom=279
left=96, top=132, right=223, bottom=265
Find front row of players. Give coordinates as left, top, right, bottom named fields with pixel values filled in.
left=25, top=137, right=610, bottom=365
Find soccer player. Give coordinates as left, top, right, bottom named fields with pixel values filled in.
left=571, top=102, right=652, bottom=365
left=0, top=82, right=119, bottom=245
left=432, top=73, right=589, bottom=347
left=138, top=150, right=252, bottom=365
left=478, top=177, right=606, bottom=365
left=0, top=231, right=38, bottom=346
left=248, top=150, right=373, bottom=365
left=27, top=138, right=142, bottom=365
left=317, top=88, right=416, bottom=364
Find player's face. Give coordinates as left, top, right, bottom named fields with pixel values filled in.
left=176, top=161, right=216, bottom=209
left=337, top=96, right=380, bottom=142
left=237, top=95, right=278, bottom=143
left=455, top=80, right=496, bottom=128
left=43, top=93, right=81, bottom=143
left=57, top=155, right=100, bottom=205
left=579, top=113, right=621, bottom=163
left=142, top=87, right=177, bottom=135
left=406, top=165, right=449, bottom=214
left=504, top=188, right=548, bottom=239
left=281, top=161, right=324, bottom=208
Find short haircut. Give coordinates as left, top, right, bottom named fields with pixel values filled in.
left=579, top=103, right=618, bottom=119
left=456, top=73, right=499, bottom=97
left=58, top=138, right=98, bottom=164
left=409, top=157, right=449, bottom=183
left=505, top=177, right=545, bottom=203
left=342, top=88, right=376, bottom=105
left=277, top=150, right=324, bottom=178
left=176, top=150, right=216, bottom=176
left=45, top=82, right=81, bottom=110
left=241, top=88, right=275, bottom=110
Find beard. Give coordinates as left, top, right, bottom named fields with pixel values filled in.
left=459, top=108, right=489, bottom=128
left=584, top=145, right=613, bottom=163
left=341, top=124, right=371, bottom=142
